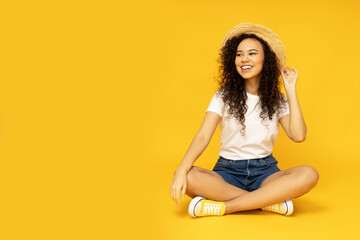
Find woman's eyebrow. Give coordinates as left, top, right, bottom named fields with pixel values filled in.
left=237, top=49, right=259, bottom=52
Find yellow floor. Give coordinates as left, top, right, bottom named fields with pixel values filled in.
left=3, top=154, right=358, bottom=239
left=124, top=159, right=360, bottom=240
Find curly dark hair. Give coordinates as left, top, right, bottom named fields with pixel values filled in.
left=217, top=33, right=287, bottom=135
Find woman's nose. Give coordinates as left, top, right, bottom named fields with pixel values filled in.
left=241, top=54, right=249, bottom=62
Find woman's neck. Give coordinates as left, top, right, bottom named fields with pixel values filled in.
left=245, top=77, right=260, bottom=96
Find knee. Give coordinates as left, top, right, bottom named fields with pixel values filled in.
left=186, top=166, right=202, bottom=189
left=295, top=165, right=319, bottom=190
left=186, top=166, right=212, bottom=190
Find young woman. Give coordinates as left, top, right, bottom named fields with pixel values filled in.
left=170, top=23, right=319, bottom=217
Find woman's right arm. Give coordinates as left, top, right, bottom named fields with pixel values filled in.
left=170, top=111, right=221, bottom=205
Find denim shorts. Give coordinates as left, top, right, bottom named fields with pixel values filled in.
left=212, top=154, right=281, bottom=192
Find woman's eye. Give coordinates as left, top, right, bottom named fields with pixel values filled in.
left=250, top=53, right=257, bottom=55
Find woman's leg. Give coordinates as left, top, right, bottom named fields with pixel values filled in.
left=224, top=165, right=319, bottom=214
left=186, top=165, right=319, bottom=214
left=186, top=166, right=249, bottom=201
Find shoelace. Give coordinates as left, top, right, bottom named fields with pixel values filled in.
left=263, top=203, right=282, bottom=213
left=203, top=202, right=222, bottom=215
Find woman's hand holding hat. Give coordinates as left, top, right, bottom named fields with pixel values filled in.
left=281, top=67, right=298, bottom=92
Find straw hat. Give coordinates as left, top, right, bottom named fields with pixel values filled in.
left=222, top=22, right=287, bottom=70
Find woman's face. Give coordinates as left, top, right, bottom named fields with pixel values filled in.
left=235, top=38, right=265, bottom=82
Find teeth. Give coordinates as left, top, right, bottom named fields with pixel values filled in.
left=242, top=66, right=252, bottom=70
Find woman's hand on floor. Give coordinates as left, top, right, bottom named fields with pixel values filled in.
left=170, top=170, right=187, bottom=206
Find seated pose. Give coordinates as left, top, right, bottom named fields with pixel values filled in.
left=169, top=22, right=319, bottom=217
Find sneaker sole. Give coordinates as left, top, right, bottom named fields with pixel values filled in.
left=188, top=196, right=205, bottom=217
left=284, top=199, right=294, bottom=216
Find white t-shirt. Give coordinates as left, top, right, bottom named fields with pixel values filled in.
left=206, top=90, right=290, bottom=160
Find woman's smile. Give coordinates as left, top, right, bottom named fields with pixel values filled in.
left=240, top=65, right=254, bottom=72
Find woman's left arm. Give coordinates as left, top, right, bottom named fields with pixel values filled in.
left=279, top=67, right=307, bottom=142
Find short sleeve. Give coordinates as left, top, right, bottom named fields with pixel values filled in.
left=278, top=93, right=290, bottom=119
left=206, top=91, right=224, bottom=118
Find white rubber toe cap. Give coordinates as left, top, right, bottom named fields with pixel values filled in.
left=188, top=196, right=205, bottom=217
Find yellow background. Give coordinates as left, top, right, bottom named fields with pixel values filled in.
left=0, top=0, right=359, bottom=239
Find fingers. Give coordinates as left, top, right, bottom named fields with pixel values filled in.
left=291, top=67, right=298, bottom=77
left=280, top=69, right=285, bottom=77
left=286, top=67, right=297, bottom=74
left=290, top=67, right=297, bottom=73
left=283, top=67, right=291, bottom=75
left=170, top=187, right=174, bottom=200
left=170, top=186, right=176, bottom=202
left=170, top=185, right=181, bottom=206
left=170, top=173, right=187, bottom=206
left=288, top=67, right=298, bottom=79
left=281, top=67, right=298, bottom=78
left=176, top=188, right=181, bottom=205
left=181, top=183, right=187, bottom=199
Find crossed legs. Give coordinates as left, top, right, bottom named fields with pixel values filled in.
left=186, top=165, right=319, bottom=214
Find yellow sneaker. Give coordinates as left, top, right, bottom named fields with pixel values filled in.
left=261, top=200, right=294, bottom=216
left=188, top=196, right=226, bottom=217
